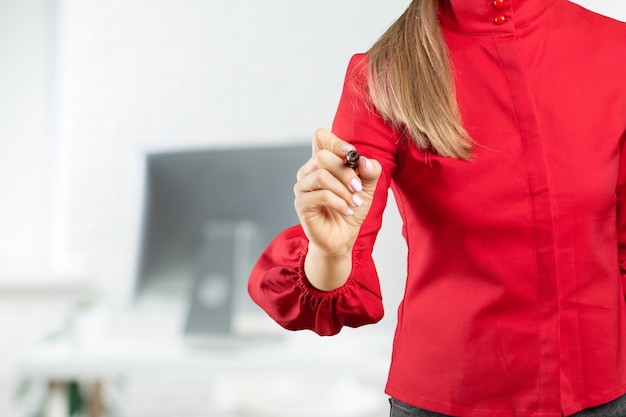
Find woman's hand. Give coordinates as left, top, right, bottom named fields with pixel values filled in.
left=294, top=128, right=382, bottom=290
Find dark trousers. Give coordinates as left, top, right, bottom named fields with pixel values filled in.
left=389, top=393, right=626, bottom=417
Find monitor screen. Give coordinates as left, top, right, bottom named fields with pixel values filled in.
left=134, top=144, right=310, bottom=320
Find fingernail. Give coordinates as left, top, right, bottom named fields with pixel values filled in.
left=363, top=157, right=373, bottom=172
left=341, top=144, right=355, bottom=153
left=347, top=208, right=354, bottom=216
left=350, top=178, right=363, bottom=193
left=352, top=194, right=363, bottom=207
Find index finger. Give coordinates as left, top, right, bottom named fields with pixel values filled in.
left=312, top=128, right=355, bottom=157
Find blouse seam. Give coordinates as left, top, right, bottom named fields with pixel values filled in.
left=393, top=184, right=411, bottom=284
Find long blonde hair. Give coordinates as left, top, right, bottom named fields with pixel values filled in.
left=367, top=0, right=472, bottom=159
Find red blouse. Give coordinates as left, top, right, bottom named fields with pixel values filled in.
left=248, top=0, right=626, bottom=415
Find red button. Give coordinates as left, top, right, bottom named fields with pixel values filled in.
left=493, top=0, right=506, bottom=9
left=494, top=14, right=507, bottom=25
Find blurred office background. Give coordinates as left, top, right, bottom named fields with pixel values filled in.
left=1, top=1, right=625, bottom=416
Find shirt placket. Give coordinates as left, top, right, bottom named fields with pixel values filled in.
left=491, top=9, right=563, bottom=415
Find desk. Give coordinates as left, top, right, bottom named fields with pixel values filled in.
left=16, top=330, right=392, bottom=417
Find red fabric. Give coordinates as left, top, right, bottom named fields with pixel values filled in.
left=248, top=0, right=626, bottom=415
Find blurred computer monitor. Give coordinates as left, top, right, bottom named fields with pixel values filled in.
left=134, top=143, right=310, bottom=339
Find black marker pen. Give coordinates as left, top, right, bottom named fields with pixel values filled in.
left=345, top=149, right=360, bottom=169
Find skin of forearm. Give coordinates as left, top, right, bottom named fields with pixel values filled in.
left=303, top=242, right=353, bottom=291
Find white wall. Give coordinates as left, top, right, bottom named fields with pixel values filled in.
left=574, top=1, right=626, bottom=21
left=49, top=0, right=412, bottom=304
left=0, top=0, right=50, bottom=271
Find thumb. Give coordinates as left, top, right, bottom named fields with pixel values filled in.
left=356, top=155, right=382, bottom=193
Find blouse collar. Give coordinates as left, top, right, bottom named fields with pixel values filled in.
left=438, top=0, right=555, bottom=34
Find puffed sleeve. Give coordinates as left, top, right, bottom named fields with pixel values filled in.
left=617, top=129, right=626, bottom=299
left=247, top=53, right=400, bottom=336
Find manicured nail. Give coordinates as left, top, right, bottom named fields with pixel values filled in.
left=341, top=144, right=355, bottom=153
left=347, top=208, right=354, bottom=216
left=352, top=194, right=363, bottom=207
left=363, top=157, right=373, bottom=172
left=350, top=178, right=363, bottom=193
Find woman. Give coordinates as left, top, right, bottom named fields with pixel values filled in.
left=248, top=0, right=626, bottom=415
